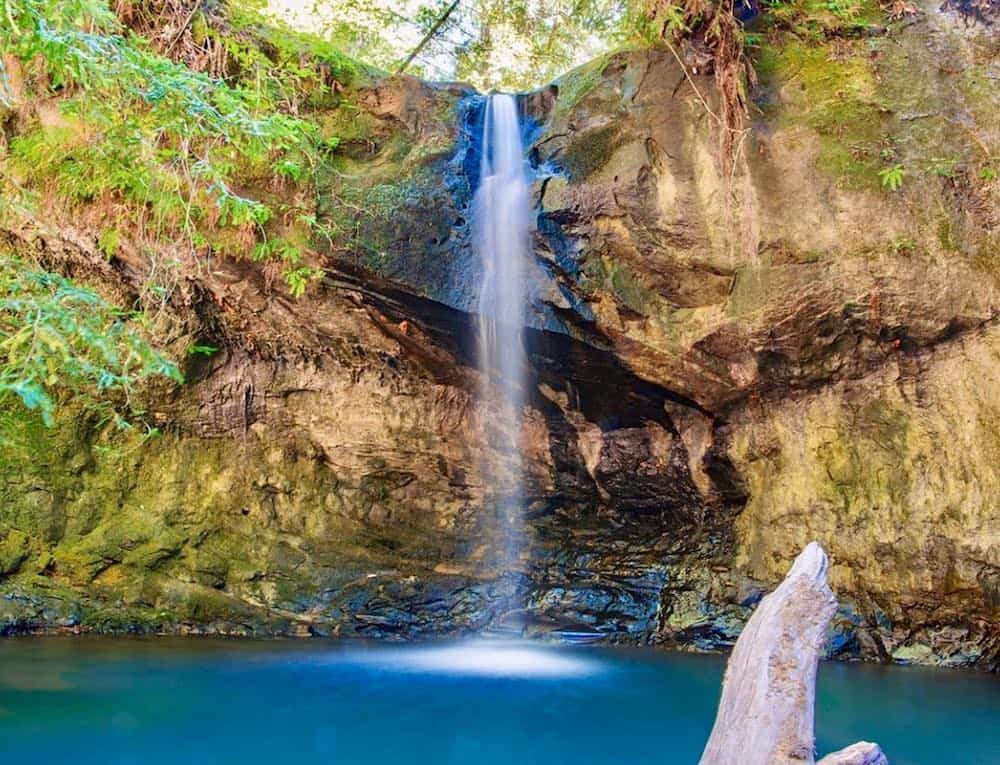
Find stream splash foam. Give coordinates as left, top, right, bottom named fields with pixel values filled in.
left=348, top=641, right=601, bottom=678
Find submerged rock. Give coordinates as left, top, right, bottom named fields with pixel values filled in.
left=700, top=543, right=887, bottom=765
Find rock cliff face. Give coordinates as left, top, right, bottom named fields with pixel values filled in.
left=1, top=1, right=998, bottom=668
left=525, top=3, right=1000, bottom=667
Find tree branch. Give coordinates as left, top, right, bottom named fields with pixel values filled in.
left=395, top=0, right=461, bottom=77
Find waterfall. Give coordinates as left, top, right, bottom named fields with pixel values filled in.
left=473, top=94, right=530, bottom=577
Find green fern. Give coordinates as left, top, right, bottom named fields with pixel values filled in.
left=3, top=0, right=320, bottom=253
left=0, top=254, right=182, bottom=427
left=0, top=0, right=358, bottom=301
left=878, top=164, right=905, bottom=192
left=283, top=267, right=320, bottom=298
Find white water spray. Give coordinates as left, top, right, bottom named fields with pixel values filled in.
left=473, top=94, right=531, bottom=573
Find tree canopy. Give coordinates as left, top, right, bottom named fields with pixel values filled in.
left=267, top=0, right=632, bottom=91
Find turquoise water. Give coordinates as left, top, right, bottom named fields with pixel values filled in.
left=0, top=638, right=997, bottom=764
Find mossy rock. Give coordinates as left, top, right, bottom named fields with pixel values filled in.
left=754, top=39, right=889, bottom=191
left=0, top=530, right=30, bottom=576
left=559, top=122, right=625, bottom=181
left=551, top=53, right=614, bottom=122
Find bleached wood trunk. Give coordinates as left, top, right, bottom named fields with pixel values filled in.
left=699, top=543, right=888, bottom=765
left=818, top=742, right=889, bottom=765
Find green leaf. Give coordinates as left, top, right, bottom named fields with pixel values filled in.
left=0, top=255, right=181, bottom=428
left=186, top=343, right=219, bottom=356
left=878, top=165, right=905, bottom=192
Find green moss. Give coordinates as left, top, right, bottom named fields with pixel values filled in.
left=0, top=530, right=29, bottom=575
left=755, top=39, right=888, bottom=190
left=552, top=53, right=613, bottom=122
left=320, top=104, right=380, bottom=144
left=51, top=517, right=159, bottom=582
left=958, top=64, right=1000, bottom=146
left=559, top=122, right=623, bottom=180
left=856, top=399, right=910, bottom=447
left=937, top=216, right=959, bottom=251
left=762, top=0, right=884, bottom=40
left=809, top=398, right=914, bottom=516
left=755, top=0, right=999, bottom=214
left=582, top=255, right=662, bottom=316
left=185, top=533, right=256, bottom=588
left=153, top=579, right=268, bottom=626
left=727, top=265, right=771, bottom=318
left=971, top=232, right=1000, bottom=277
left=0, top=409, right=97, bottom=549
left=320, top=156, right=450, bottom=272
left=0, top=399, right=338, bottom=633
left=80, top=604, right=164, bottom=634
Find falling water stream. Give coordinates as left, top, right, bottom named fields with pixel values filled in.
left=473, top=93, right=531, bottom=578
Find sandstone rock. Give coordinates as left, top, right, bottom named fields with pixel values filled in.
left=0, top=247, right=720, bottom=639
left=316, top=6, right=1000, bottom=669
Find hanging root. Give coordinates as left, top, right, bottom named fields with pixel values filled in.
left=644, top=0, right=757, bottom=177
left=707, top=0, right=756, bottom=176
left=113, top=0, right=232, bottom=77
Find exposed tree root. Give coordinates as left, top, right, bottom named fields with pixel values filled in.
left=644, top=0, right=757, bottom=177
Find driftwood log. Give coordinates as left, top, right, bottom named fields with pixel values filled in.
left=699, top=542, right=888, bottom=765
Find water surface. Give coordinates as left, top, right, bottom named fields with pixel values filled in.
left=0, top=638, right=996, bottom=764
